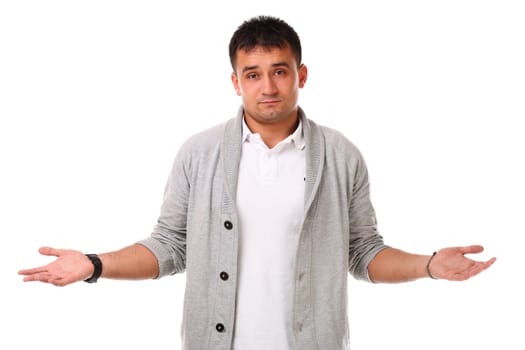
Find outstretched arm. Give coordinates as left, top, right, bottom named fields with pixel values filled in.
left=18, top=244, right=159, bottom=287
left=368, top=245, right=496, bottom=283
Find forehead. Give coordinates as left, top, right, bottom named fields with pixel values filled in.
left=234, top=45, right=297, bottom=71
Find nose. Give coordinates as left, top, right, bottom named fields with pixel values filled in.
left=262, top=74, right=278, bottom=95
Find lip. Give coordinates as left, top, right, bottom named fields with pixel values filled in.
left=259, top=99, right=281, bottom=105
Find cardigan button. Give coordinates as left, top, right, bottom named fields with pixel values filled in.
left=216, top=323, right=225, bottom=333
left=220, top=271, right=229, bottom=281
left=224, top=220, right=233, bottom=230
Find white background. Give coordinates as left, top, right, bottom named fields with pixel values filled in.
left=1, top=1, right=523, bottom=349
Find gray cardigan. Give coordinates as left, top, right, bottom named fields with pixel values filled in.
left=139, top=106, right=388, bottom=350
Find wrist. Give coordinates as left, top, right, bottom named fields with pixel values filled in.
left=426, top=251, right=438, bottom=279
left=84, top=254, right=103, bottom=283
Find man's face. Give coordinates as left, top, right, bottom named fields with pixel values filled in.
left=231, top=45, right=307, bottom=127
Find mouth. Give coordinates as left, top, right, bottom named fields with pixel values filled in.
left=258, top=99, right=281, bottom=106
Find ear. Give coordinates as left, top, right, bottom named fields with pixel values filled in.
left=298, top=64, right=308, bottom=88
left=231, top=72, right=241, bottom=96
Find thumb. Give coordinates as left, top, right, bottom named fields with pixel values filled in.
left=459, top=245, right=484, bottom=255
left=38, top=246, right=61, bottom=257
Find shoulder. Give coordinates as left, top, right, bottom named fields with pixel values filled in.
left=179, top=119, right=230, bottom=154
left=167, top=119, right=232, bottom=174
left=304, top=117, right=370, bottom=178
left=308, top=119, right=363, bottom=158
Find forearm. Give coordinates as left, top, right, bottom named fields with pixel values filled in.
left=367, top=247, right=431, bottom=283
left=98, top=244, right=159, bottom=280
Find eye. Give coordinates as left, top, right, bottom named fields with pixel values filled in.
left=275, top=69, right=286, bottom=76
left=246, top=72, right=258, bottom=79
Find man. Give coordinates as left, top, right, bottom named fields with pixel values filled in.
left=19, top=15, right=496, bottom=350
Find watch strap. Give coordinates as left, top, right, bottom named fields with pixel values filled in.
left=84, top=254, right=103, bottom=283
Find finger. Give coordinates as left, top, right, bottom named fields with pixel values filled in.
left=449, top=267, right=482, bottom=281
left=22, top=275, right=36, bottom=282
left=38, top=246, right=61, bottom=257
left=23, top=272, right=53, bottom=283
left=18, top=267, right=48, bottom=275
left=487, top=257, right=497, bottom=266
left=451, top=257, right=496, bottom=281
left=462, top=260, right=495, bottom=280
left=479, top=257, right=497, bottom=271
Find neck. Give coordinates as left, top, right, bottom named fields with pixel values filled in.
left=244, top=112, right=299, bottom=149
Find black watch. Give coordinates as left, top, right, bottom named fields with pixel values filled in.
left=84, top=254, right=103, bottom=283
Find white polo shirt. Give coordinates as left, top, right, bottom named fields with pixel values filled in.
left=233, top=118, right=306, bottom=349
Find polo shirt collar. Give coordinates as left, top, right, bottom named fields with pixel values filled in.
left=241, top=115, right=305, bottom=151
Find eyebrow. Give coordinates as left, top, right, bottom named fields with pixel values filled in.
left=241, top=61, right=291, bottom=74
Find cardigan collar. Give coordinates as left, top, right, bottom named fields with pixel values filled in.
left=221, top=105, right=325, bottom=212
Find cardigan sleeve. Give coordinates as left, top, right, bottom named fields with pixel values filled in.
left=347, top=147, right=389, bottom=281
left=137, top=142, right=191, bottom=278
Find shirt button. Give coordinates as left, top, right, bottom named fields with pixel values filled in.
left=224, top=220, right=233, bottom=230
left=216, top=323, right=225, bottom=333
left=220, top=271, right=229, bottom=281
